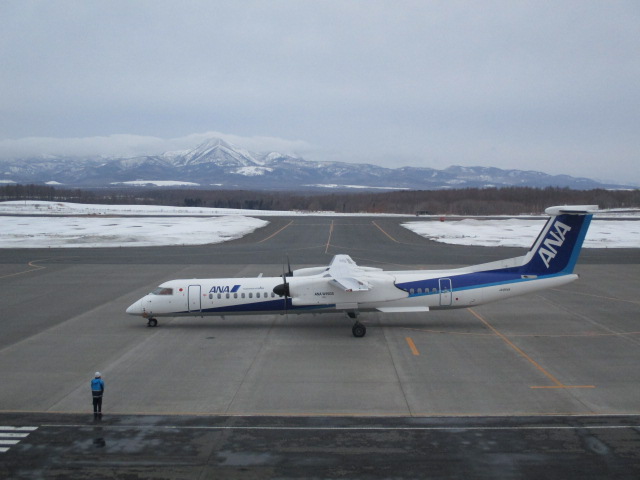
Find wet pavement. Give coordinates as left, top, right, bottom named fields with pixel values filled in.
left=1, top=413, right=640, bottom=479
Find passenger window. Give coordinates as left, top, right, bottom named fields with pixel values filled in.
left=234, top=293, right=238, bottom=299
left=410, top=288, right=415, bottom=294
left=417, top=288, right=422, bottom=294
left=241, top=293, right=245, bottom=298
left=209, top=294, right=212, bottom=299
left=249, top=293, right=253, bottom=298
left=226, top=293, right=230, bottom=299
left=217, top=293, right=221, bottom=299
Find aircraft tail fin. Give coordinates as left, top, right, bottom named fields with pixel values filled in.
left=518, top=205, right=598, bottom=276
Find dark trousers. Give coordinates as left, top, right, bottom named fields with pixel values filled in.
left=92, top=396, right=103, bottom=413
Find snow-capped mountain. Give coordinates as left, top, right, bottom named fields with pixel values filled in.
left=0, top=138, right=631, bottom=190
left=167, top=138, right=264, bottom=167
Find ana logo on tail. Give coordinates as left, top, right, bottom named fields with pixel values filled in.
left=538, top=220, right=572, bottom=268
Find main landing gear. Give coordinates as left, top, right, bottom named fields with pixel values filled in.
left=347, top=311, right=366, bottom=338
left=352, top=321, right=366, bottom=338
left=147, top=318, right=158, bottom=327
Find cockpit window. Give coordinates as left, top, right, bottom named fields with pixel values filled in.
left=151, top=287, right=173, bottom=295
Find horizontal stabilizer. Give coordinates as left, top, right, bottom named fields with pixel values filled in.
left=545, top=205, right=599, bottom=215
left=377, top=306, right=429, bottom=313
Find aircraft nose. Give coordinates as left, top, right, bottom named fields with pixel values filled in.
left=126, top=299, right=143, bottom=315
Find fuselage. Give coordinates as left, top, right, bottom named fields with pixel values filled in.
left=125, top=270, right=579, bottom=318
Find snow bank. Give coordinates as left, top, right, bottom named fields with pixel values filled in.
left=403, top=218, right=640, bottom=248
left=0, top=215, right=268, bottom=248
left=0, top=201, right=637, bottom=249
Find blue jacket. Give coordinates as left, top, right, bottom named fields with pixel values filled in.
left=91, top=378, right=104, bottom=397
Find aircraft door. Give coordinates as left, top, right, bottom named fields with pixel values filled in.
left=439, top=278, right=452, bottom=306
left=188, top=285, right=202, bottom=312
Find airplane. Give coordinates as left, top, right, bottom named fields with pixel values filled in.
left=126, top=205, right=598, bottom=337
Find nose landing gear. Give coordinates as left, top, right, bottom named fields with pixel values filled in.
left=147, top=318, right=158, bottom=327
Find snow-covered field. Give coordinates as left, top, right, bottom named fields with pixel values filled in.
left=0, top=200, right=309, bottom=217
left=0, top=201, right=637, bottom=248
left=403, top=218, right=639, bottom=249
left=0, top=215, right=268, bottom=248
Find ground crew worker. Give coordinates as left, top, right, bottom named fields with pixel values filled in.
left=91, top=372, right=105, bottom=418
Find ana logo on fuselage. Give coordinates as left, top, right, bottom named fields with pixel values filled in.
left=209, top=285, right=241, bottom=294
left=538, top=220, right=572, bottom=268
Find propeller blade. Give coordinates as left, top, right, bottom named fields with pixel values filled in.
left=286, top=255, right=293, bottom=277
left=274, top=257, right=293, bottom=317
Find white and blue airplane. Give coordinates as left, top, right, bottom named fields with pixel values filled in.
left=126, top=205, right=598, bottom=337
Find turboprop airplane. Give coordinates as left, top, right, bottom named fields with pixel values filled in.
left=126, top=205, right=598, bottom=337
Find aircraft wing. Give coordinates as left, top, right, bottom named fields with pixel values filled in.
left=289, top=254, right=407, bottom=306
left=326, top=255, right=371, bottom=292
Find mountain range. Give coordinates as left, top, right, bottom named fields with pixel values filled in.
left=0, top=138, right=631, bottom=191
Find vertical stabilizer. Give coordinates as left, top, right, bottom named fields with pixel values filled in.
left=519, top=205, right=597, bottom=275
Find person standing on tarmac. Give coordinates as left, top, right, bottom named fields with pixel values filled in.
left=91, top=372, right=105, bottom=418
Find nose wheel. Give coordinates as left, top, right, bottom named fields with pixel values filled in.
left=352, top=321, right=366, bottom=338
left=147, top=318, right=158, bottom=327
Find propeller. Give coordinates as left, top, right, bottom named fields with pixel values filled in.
left=273, top=274, right=290, bottom=298
left=273, top=256, right=292, bottom=314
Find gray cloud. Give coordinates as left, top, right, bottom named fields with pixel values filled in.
left=0, top=132, right=314, bottom=159
left=1, top=1, right=638, bottom=185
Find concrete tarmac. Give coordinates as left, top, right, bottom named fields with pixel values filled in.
left=0, top=215, right=639, bottom=478
left=2, top=413, right=640, bottom=479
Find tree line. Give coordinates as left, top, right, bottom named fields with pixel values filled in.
left=1, top=183, right=638, bottom=215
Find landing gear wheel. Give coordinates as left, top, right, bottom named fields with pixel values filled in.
left=147, top=318, right=158, bottom=327
left=352, top=321, right=366, bottom=338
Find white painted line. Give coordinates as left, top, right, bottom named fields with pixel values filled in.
left=0, top=426, right=37, bottom=431
left=0, top=433, right=29, bottom=438
left=42, top=423, right=640, bottom=432
left=0, top=440, right=19, bottom=445
left=0, top=447, right=9, bottom=453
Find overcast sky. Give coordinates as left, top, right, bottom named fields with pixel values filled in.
left=1, top=1, right=638, bottom=185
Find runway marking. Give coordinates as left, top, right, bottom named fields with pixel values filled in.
left=550, top=288, right=640, bottom=306
left=6, top=408, right=640, bottom=417
left=467, top=308, right=595, bottom=390
left=405, top=337, right=420, bottom=356
left=0, top=260, right=47, bottom=279
left=257, top=220, right=294, bottom=243
left=41, top=423, right=640, bottom=432
left=372, top=221, right=400, bottom=243
left=399, top=326, right=640, bottom=338
left=538, top=292, right=640, bottom=347
left=0, top=426, right=38, bottom=453
left=529, top=385, right=597, bottom=389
